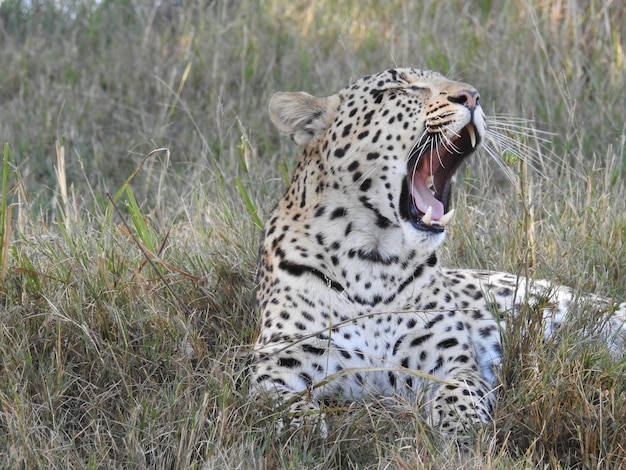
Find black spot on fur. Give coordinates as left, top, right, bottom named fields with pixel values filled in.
left=278, top=357, right=301, bottom=369
left=302, top=344, right=325, bottom=355
left=334, top=143, right=351, bottom=158
left=429, top=356, right=444, bottom=373
left=330, top=207, right=348, bottom=219
left=425, top=314, right=444, bottom=329
left=392, top=335, right=406, bottom=355
left=339, top=349, right=352, bottom=359
left=437, top=338, right=459, bottom=349
left=410, top=334, right=432, bottom=347
left=314, top=206, right=326, bottom=217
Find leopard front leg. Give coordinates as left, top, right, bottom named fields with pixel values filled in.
left=264, top=385, right=329, bottom=438
left=250, top=343, right=338, bottom=437
left=427, top=368, right=496, bottom=438
left=394, top=313, right=498, bottom=439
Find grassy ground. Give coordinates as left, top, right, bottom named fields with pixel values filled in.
left=0, top=0, right=625, bottom=468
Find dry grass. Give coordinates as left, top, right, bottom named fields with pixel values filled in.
left=0, top=0, right=625, bottom=468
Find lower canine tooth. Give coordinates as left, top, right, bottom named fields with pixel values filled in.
left=422, top=206, right=433, bottom=225
left=438, top=208, right=455, bottom=226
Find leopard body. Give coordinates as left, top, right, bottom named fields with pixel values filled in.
left=249, top=68, right=626, bottom=437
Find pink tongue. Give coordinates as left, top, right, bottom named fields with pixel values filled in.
left=411, top=172, right=444, bottom=219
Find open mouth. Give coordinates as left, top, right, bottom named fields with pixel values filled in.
left=403, top=123, right=480, bottom=232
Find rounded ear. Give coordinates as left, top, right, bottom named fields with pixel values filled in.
left=269, top=92, right=340, bottom=147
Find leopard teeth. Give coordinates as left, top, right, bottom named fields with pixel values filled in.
left=467, top=124, right=477, bottom=148
left=438, top=208, right=455, bottom=226
left=422, top=206, right=433, bottom=225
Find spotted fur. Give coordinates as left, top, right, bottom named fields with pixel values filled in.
left=250, top=68, right=626, bottom=439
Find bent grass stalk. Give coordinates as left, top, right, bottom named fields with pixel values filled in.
left=103, top=147, right=169, bottom=227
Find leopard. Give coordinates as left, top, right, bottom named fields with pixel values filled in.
left=249, top=68, right=626, bottom=440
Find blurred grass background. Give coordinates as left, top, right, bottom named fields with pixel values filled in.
left=0, top=0, right=625, bottom=468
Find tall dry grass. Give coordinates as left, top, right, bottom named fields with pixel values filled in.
left=0, top=0, right=625, bottom=468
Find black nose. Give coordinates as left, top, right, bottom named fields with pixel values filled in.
left=448, top=90, right=480, bottom=111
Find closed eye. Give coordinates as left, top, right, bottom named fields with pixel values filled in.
left=407, top=85, right=430, bottom=93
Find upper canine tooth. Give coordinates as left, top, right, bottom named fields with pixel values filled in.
left=467, top=124, right=476, bottom=148
left=438, top=208, right=455, bottom=226
left=422, top=206, right=433, bottom=225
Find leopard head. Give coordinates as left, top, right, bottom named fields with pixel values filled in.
left=269, top=68, right=485, bottom=257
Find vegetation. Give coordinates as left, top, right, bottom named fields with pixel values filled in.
left=0, top=0, right=624, bottom=467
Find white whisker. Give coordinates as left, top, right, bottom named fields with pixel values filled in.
left=480, top=114, right=587, bottom=191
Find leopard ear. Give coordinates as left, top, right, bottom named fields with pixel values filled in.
left=269, top=92, right=340, bottom=147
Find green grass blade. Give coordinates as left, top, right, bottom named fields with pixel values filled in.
left=125, top=186, right=156, bottom=253
left=1, top=143, right=11, bottom=283
left=234, top=177, right=263, bottom=230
